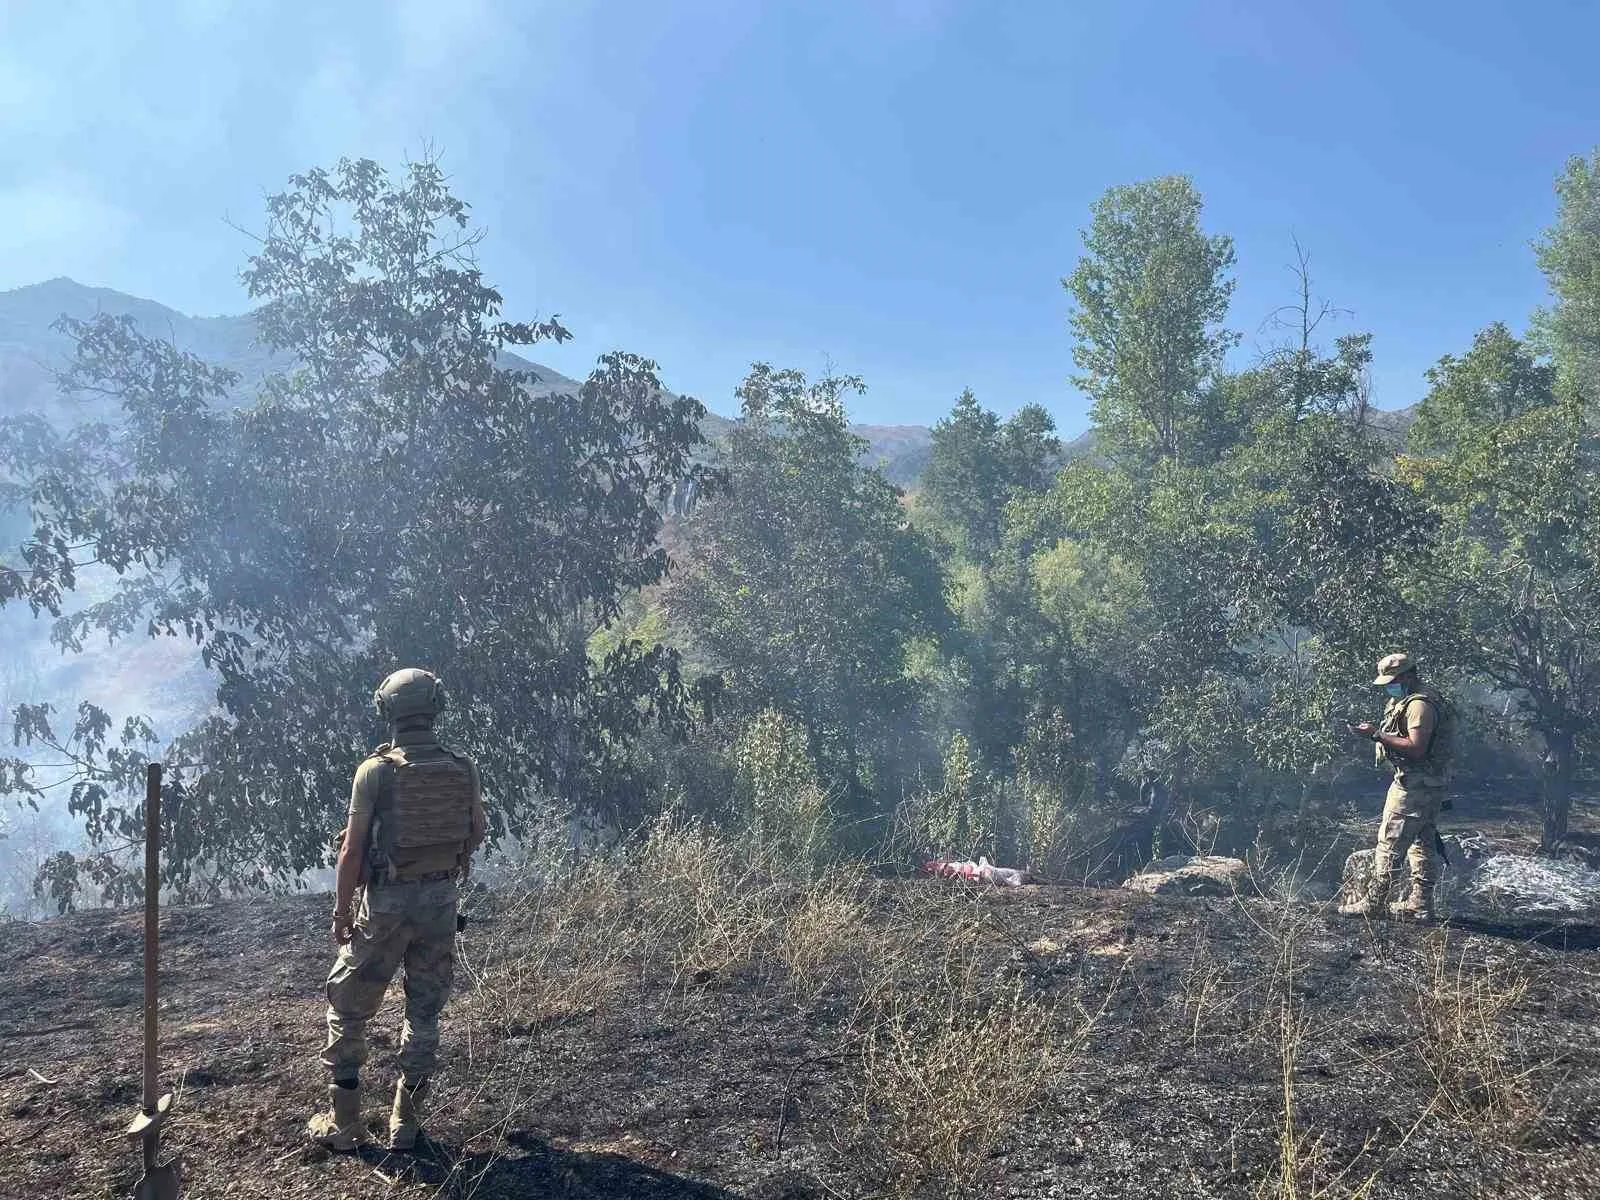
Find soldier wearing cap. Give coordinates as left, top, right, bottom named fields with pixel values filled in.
left=308, top=667, right=487, bottom=1152
left=1339, top=652, right=1455, bottom=920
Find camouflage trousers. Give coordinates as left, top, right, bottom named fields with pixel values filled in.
left=1368, top=778, right=1444, bottom=903
left=322, top=875, right=458, bottom=1086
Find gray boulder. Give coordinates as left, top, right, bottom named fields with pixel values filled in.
left=1124, top=855, right=1256, bottom=898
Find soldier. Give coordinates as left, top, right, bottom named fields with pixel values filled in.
left=307, top=668, right=487, bottom=1152
left=1339, top=652, right=1454, bottom=920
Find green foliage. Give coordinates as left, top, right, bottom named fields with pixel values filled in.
left=893, top=731, right=999, bottom=862
left=1401, top=327, right=1599, bottom=846
left=956, top=214, right=1430, bottom=857
left=1014, top=708, right=1092, bottom=876
left=1064, top=175, right=1239, bottom=467
left=588, top=602, right=669, bottom=664
left=1409, top=324, right=1557, bottom=451
left=918, top=389, right=1060, bottom=561
left=1533, top=148, right=1600, bottom=388
left=667, top=363, right=950, bottom=817
left=929, top=732, right=994, bottom=856
left=0, top=157, right=721, bottom=899
left=731, top=708, right=832, bottom=870
left=9, top=147, right=1600, bottom=905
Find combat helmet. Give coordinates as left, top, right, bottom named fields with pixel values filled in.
left=373, top=668, right=448, bottom=725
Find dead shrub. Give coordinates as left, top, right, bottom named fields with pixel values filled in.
left=1179, top=927, right=1231, bottom=1050
left=1412, top=934, right=1545, bottom=1137
left=1245, top=897, right=1394, bottom=1200
left=775, top=861, right=875, bottom=1003
left=458, top=853, right=633, bottom=1035
left=845, top=950, right=1059, bottom=1199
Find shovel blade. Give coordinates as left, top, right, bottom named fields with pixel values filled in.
left=132, top=1162, right=181, bottom=1200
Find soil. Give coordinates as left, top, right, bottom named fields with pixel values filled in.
left=2, top=879, right=1597, bottom=1199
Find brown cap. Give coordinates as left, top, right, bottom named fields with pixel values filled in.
left=1372, top=652, right=1415, bottom=685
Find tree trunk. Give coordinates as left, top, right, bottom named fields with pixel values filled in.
left=1541, top=730, right=1576, bottom=852
left=1142, top=774, right=1171, bottom=862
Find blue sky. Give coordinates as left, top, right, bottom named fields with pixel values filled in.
left=2, top=1, right=1596, bottom=430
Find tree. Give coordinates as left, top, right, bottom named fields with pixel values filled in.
left=965, top=335, right=1430, bottom=863
left=666, top=364, right=950, bottom=817
left=918, top=389, right=1060, bottom=561
left=997, top=403, right=1062, bottom=495
left=1400, top=327, right=1599, bottom=849
left=965, top=451, right=1253, bottom=859
left=1408, top=324, right=1556, bottom=451
left=1533, top=149, right=1600, bottom=391
left=0, top=157, right=720, bottom=902
left=1063, top=176, right=1239, bottom=467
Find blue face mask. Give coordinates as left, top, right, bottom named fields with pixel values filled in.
left=1384, top=682, right=1406, bottom=699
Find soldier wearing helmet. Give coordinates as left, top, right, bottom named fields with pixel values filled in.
left=308, top=668, right=487, bottom=1152
left=1338, top=652, right=1455, bottom=920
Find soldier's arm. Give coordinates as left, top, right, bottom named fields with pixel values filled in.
left=332, top=759, right=382, bottom=935
left=1375, top=697, right=1436, bottom=760
left=333, top=815, right=371, bottom=924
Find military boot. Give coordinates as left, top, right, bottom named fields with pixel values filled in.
left=1388, top=884, right=1434, bottom=921
left=389, top=1078, right=429, bottom=1151
left=1336, top=878, right=1391, bottom=918
left=1337, top=894, right=1386, bottom=918
left=308, top=1082, right=369, bottom=1151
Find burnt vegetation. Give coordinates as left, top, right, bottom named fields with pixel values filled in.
left=1, top=149, right=1599, bottom=1196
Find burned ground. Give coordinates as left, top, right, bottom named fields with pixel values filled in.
left=2, top=869, right=1597, bottom=1200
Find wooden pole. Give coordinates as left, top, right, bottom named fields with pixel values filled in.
left=142, top=763, right=161, bottom=1150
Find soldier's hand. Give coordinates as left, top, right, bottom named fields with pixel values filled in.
left=331, top=910, right=356, bottom=946
left=1349, top=722, right=1377, bottom=740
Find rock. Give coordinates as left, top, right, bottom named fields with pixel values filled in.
left=1123, top=855, right=1255, bottom=898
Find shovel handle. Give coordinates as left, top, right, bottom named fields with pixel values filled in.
left=143, top=762, right=161, bottom=1116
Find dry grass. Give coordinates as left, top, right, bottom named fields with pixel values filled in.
left=451, top=816, right=1077, bottom=1197
left=624, top=817, right=789, bottom=990
left=1412, top=933, right=1546, bottom=1138
left=849, top=962, right=1060, bottom=1200
left=774, top=860, right=875, bottom=1004
left=462, top=814, right=889, bottom=1021
left=1253, top=902, right=1334, bottom=1200
left=448, top=815, right=1564, bottom=1198
left=828, top=882, right=1117, bottom=1199
left=465, top=817, right=1099, bottom=1199
left=1237, top=898, right=1395, bottom=1200
left=1179, top=931, right=1233, bottom=1051
left=457, top=855, right=633, bottom=1037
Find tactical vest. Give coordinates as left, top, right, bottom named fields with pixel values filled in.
left=369, top=743, right=476, bottom=882
left=1378, top=687, right=1455, bottom=788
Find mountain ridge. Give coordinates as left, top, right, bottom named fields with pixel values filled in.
left=0, top=278, right=937, bottom=482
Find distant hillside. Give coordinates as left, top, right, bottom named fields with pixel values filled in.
left=0, top=279, right=934, bottom=482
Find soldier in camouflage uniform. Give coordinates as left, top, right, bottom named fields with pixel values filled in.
left=308, top=668, right=487, bottom=1152
left=1339, top=652, right=1455, bottom=920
